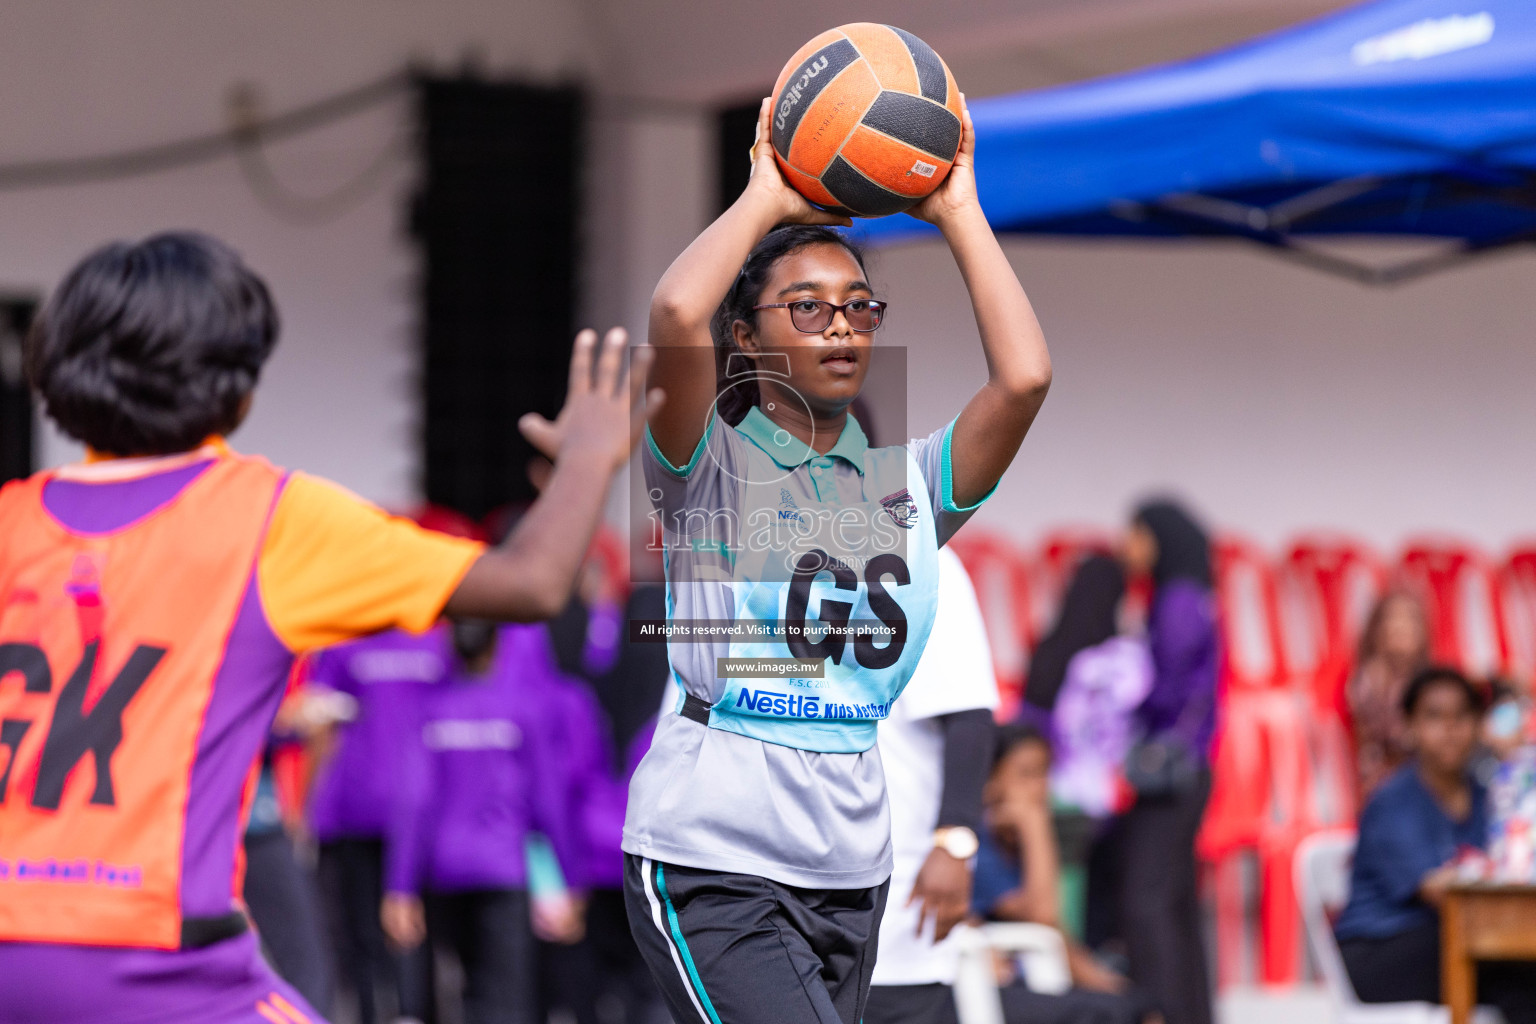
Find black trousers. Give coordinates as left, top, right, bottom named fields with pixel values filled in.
left=1091, top=772, right=1213, bottom=1024
left=428, top=888, right=538, bottom=1024
left=864, top=983, right=959, bottom=1024
left=243, top=829, right=334, bottom=1016
left=317, top=838, right=433, bottom=1024
left=624, top=854, right=888, bottom=1024
left=1341, top=921, right=1536, bottom=1024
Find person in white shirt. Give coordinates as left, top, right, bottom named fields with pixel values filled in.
left=866, top=546, right=999, bottom=1024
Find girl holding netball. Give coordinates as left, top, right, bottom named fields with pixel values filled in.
left=624, top=95, right=1051, bottom=1024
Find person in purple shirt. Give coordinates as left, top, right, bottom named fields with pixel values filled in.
left=1103, top=499, right=1218, bottom=1024
left=528, top=606, right=676, bottom=1024
left=509, top=622, right=623, bottom=895
left=307, top=629, right=450, bottom=1024
left=381, top=619, right=584, bottom=1024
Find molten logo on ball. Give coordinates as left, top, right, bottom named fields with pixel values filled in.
left=776, top=55, right=831, bottom=132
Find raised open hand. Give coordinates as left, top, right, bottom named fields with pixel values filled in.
left=519, top=328, right=663, bottom=473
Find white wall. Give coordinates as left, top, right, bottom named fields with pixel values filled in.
left=873, top=237, right=1536, bottom=553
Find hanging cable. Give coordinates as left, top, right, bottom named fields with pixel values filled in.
left=0, top=68, right=713, bottom=227
left=225, top=81, right=409, bottom=225
left=0, top=70, right=411, bottom=190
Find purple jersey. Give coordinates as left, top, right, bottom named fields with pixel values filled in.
left=534, top=649, right=626, bottom=890
left=386, top=625, right=589, bottom=894
left=307, top=629, right=450, bottom=841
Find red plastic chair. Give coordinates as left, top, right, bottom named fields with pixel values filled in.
left=949, top=530, right=1036, bottom=721
left=1201, top=536, right=1317, bottom=987
left=1398, top=540, right=1509, bottom=679
left=1278, top=537, right=1386, bottom=830
left=1279, top=536, right=1386, bottom=711
left=1499, top=547, right=1536, bottom=690
left=1221, top=539, right=1284, bottom=685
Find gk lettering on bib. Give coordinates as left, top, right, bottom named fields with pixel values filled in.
left=0, top=457, right=282, bottom=949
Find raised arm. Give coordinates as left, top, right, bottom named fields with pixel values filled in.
left=908, top=100, right=1052, bottom=509
left=646, top=98, right=849, bottom=467
left=444, top=328, right=661, bottom=622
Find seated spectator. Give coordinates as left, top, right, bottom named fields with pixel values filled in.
left=974, top=725, right=1157, bottom=1024
left=1334, top=667, right=1536, bottom=1022
left=1348, top=589, right=1431, bottom=800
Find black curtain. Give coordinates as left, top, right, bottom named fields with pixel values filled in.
left=0, top=298, right=35, bottom=485
left=717, top=99, right=764, bottom=215
left=414, top=77, right=583, bottom=518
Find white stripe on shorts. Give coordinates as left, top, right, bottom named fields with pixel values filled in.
left=640, top=857, right=711, bottom=1024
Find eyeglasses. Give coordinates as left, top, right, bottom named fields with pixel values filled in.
left=752, top=298, right=887, bottom=334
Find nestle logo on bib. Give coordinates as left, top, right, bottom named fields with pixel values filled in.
left=735, top=688, right=821, bottom=718
left=733, top=687, right=891, bottom=721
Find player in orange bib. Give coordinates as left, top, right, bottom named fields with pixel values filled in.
left=0, top=232, right=660, bottom=1024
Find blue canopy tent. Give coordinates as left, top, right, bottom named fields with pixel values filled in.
left=857, top=0, right=1536, bottom=283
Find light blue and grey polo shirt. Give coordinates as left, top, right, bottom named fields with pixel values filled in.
left=621, top=405, right=992, bottom=888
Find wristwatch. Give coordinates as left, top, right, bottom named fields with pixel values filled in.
left=932, top=826, right=979, bottom=860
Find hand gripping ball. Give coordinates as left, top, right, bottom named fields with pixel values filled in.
left=770, top=23, right=963, bottom=218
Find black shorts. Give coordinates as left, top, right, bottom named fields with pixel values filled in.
left=623, top=854, right=889, bottom=1024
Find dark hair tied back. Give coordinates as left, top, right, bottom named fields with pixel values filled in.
left=26, top=231, right=279, bottom=456
left=710, top=225, right=867, bottom=426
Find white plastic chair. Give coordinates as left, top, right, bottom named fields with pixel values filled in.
left=952, top=922, right=1071, bottom=1024
left=1294, top=830, right=1503, bottom=1024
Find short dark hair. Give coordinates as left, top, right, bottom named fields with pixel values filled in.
left=992, top=722, right=1050, bottom=770
left=711, top=225, right=868, bottom=426
left=26, top=232, right=279, bottom=455
left=1401, top=665, right=1485, bottom=718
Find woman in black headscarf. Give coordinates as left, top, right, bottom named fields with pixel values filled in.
left=1025, top=554, right=1127, bottom=717
left=1103, top=498, right=1217, bottom=1024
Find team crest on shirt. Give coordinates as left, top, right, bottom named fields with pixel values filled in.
left=879, top=489, right=919, bottom=529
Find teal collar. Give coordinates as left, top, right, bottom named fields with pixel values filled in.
left=735, top=405, right=869, bottom=474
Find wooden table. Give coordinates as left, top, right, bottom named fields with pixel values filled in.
left=1442, top=882, right=1536, bottom=1024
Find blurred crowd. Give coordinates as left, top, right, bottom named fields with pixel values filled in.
left=237, top=495, right=1536, bottom=1024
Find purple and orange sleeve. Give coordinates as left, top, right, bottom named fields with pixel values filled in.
left=256, top=474, right=485, bottom=653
